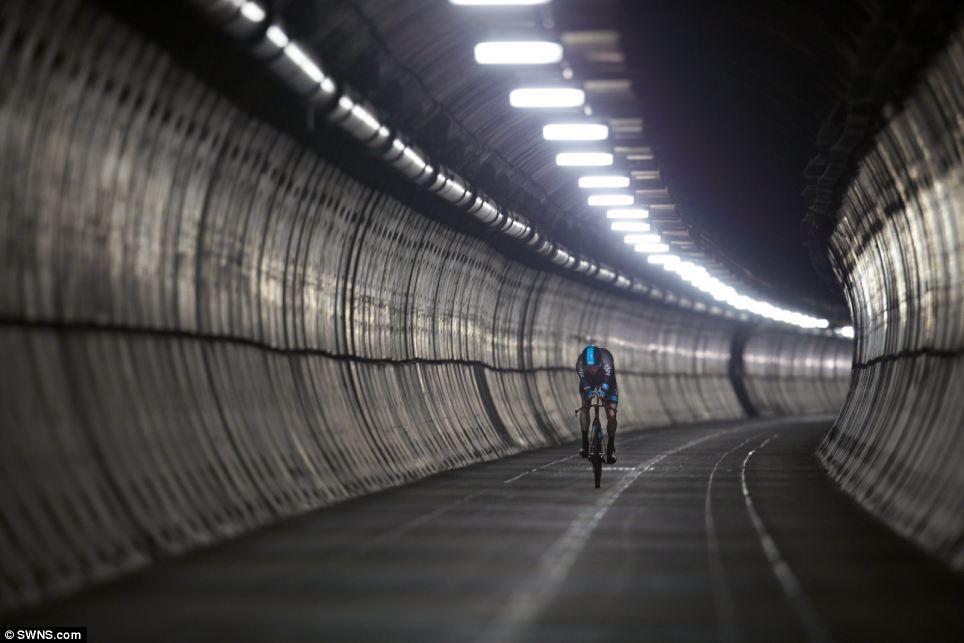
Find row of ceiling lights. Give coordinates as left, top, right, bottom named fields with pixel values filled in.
left=451, top=0, right=837, bottom=331
left=215, top=0, right=850, bottom=336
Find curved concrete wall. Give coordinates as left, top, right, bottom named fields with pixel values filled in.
left=819, top=27, right=964, bottom=569
left=0, top=0, right=849, bottom=610
left=743, top=330, right=852, bottom=417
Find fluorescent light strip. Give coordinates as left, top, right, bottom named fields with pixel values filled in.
left=634, top=243, right=670, bottom=253
left=588, top=194, right=633, bottom=206
left=510, top=87, right=585, bottom=108
left=579, top=175, right=629, bottom=189
left=543, top=123, right=608, bottom=141
left=240, top=1, right=266, bottom=22
left=647, top=254, right=680, bottom=265
left=266, top=25, right=289, bottom=48
left=474, top=41, right=563, bottom=65
left=661, top=261, right=830, bottom=328
left=606, top=208, right=648, bottom=219
left=283, top=43, right=324, bottom=82
left=610, top=221, right=650, bottom=232
left=451, top=0, right=550, bottom=4
left=556, top=152, right=612, bottom=167
left=835, top=325, right=855, bottom=338
left=624, top=234, right=661, bottom=244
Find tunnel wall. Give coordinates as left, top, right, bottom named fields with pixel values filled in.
left=818, top=27, right=964, bottom=569
left=742, top=330, right=853, bottom=417
left=0, top=0, right=850, bottom=610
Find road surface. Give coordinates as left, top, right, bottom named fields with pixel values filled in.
left=7, top=416, right=963, bottom=641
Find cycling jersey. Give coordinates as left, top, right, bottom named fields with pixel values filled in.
left=576, top=345, right=618, bottom=405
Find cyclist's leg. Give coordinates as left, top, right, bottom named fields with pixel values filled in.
left=579, top=394, right=591, bottom=455
left=605, top=402, right=617, bottom=441
left=606, top=383, right=618, bottom=439
left=605, top=389, right=618, bottom=463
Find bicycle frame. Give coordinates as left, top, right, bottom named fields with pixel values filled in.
left=573, top=389, right=611, bottom=416
left=575, top=393, right=609, bottom=488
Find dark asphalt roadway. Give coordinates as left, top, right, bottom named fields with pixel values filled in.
left=8, top=416, right=964, bottom=642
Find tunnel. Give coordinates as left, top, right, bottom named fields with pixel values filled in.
left=0, top=0, right=961, bottom=640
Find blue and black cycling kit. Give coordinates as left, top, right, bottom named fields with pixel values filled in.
left=576, top=345, right=618, bottom=405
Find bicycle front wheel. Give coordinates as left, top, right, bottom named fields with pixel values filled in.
left=590, top=426, right=603, bottom=488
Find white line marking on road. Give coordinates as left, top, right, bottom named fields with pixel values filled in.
left=503, top=454, right=576, bottom=484
left=479, top=423, right=761, bottom=643
left=502, top=423, right=690, bottom=485
left=704, top=437, right=752, bottom=643
left=741, top=434, right=834, bottom=643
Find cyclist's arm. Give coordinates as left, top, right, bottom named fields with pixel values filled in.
left=576, top=356, right=593, bottom=398
left=600, top=351, right=616, bottom=399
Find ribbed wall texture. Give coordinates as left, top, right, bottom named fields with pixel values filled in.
left=0, top=0, right=850, bottom=611
left=819, top=27, right=964, bottom=569
left=743, top=330, right=853, bottom=417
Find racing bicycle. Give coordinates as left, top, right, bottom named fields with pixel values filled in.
left=575, top=393, right=609, bottom=488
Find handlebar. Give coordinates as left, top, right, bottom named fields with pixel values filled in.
left=574, top=394, right=609, bottom=415
left=574, top=405, right=607, bottom=414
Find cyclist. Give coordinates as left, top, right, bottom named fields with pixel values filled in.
left=576, top=344, right=618, bottom=464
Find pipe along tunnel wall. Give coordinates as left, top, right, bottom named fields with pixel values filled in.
left=0, top=0, right=852, bottom=610
left=819, top=26, right=964, bottom=571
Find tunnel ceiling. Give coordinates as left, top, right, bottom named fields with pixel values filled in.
left=555, top=0, right=959, bottom=311
left=92, top=0, right=958, bottom=325
left=260, top=0, right=849, bottom=320
left=606, top=0, right=961, bottom=308
left=258, top=0, right=959, bottom=321
left=611, top=0, right=854, bottom=306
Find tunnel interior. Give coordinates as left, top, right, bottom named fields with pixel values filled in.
left=0, top=0, right=961, bottom=637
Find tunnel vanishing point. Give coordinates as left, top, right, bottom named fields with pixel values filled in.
left=0, top=0, right=962, bottom=641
